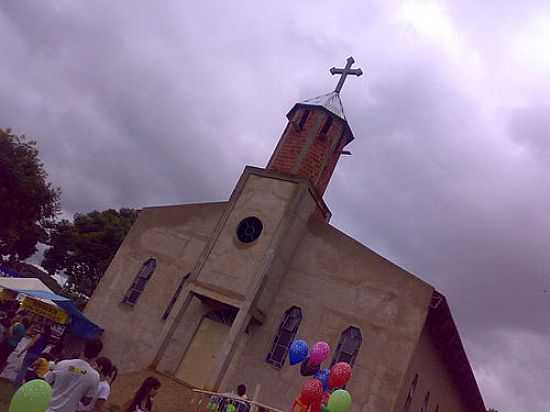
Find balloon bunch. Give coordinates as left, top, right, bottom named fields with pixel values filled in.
left=289, top=340, right=353, bottom=412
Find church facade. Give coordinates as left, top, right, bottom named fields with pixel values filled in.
left=85, top=59, right=485, bottom=412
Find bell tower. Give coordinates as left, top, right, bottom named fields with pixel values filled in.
left=155, top=57, right=364, bottom=391
left=267, top=57, right=362, bottom=197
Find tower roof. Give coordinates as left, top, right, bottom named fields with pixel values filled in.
left=286, top=92, right=355, bottom=145
left=300, top=91, right=347, bottom=120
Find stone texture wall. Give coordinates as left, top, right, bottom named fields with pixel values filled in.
left=84, top=202, right=226, bottom=373
left=393, top=325, right=468, bottom=412
left=219, top=220, right=433, bottom=412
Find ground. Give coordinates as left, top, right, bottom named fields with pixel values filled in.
left=0, top=372, right=198, bottom=412
left=0, top=380, right=14, bottom=412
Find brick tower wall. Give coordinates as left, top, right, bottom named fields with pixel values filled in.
left=267, top=107, right=347, bottom=196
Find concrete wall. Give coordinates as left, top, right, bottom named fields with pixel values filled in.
left=84, top=202, right=226, bottom=373
left=196, top=174, right=297, bottom=296
left=393, top=326, right=468, bottom=412
left=220, top=220, right=433, bottom=412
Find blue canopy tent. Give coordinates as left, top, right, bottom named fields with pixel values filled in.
left=0, top=283, right=103, bottom=339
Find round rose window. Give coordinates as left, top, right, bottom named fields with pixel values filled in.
left=237, top=216, right=263, bottom=243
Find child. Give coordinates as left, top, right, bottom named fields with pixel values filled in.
left=25, top=352, right=54, bottom=382
left=77, top=356, right=115, bottom=412
left=125, top=376, right=161, bottom=412
left=224, top=384, right=250, bottom=412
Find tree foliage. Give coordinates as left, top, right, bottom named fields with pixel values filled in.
left=42, top=208, right=138, bottom=298
left=0, top=129, right=61, bottom=262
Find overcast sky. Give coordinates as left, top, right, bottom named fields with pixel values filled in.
left=1, top=1, right=549, bottom=410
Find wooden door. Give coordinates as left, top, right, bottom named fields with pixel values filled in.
left=175, top=317, right=230, bottom=388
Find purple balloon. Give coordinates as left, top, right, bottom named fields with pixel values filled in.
left=310, top=341, right=331, bottom=366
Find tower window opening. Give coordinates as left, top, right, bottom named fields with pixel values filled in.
left=298, top=110, right=310, bottom=130
left=320, top=116, right=333, bottom=136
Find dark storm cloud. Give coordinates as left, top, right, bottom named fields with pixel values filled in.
left=1, top=1, right=549, bottom=410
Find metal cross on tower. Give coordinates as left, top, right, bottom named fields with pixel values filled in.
left=330, top=56, right=363, bottom=93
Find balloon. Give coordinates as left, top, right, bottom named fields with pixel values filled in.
left=321, top=391, right=330, bottom=405
left=327, top=389, right=352, bottom=412
left=314, top=368, right=331, bottom=392
left=9, top=379, right=52, bottom=412
left=309, top=399, right=322, bottom=412
left=329, top=362, right=352, bottom=389
left=300, top=379, right=324, bottom=404
left=321, top=406, right=331, bottom=412
left=300, top=357, right=320, bottom=376
left=289, top=340, right=309, bottom=365
left=310, top=341, right=331, bottom=366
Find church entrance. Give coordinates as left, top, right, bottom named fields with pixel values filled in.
left=175, top=305, right=237, bottom=388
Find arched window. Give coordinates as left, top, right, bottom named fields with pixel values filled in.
left=331, top=326, right=362, bottom=367
left=122, top=258, right=157, bottom=305
left=266, top=306, right=303, bottom=368
left=402, top=374, right=418, bottom=412
left=420, top=392, right=430, bottom=412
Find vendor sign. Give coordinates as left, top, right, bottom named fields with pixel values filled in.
left=0, top=289, right=17, bottom=301
left=21, top=297, right=69, bottom=324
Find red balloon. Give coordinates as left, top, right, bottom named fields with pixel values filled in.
left=329, top=362, right=352, bottom=389
left=309, top=399, right=322, bottom=412
left=300, top=379, right=324, bottom=404
left=321, top=391, right=330, bottom=405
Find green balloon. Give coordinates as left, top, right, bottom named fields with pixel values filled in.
left=9, top=379, right=52, bottom=412
left=321, top=406, right=331, bottom=412
left=327, top=389, right=352, bottom=412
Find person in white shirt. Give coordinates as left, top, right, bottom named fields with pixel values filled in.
left=77, top=356, right=116, bottom=412
left=45, top=338, right=103, bottom=412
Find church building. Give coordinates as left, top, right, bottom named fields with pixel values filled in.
left=85, top=58, right=486, bottom=412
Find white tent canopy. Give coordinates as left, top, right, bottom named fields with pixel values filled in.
left=0, top=277, right=54, bottom=293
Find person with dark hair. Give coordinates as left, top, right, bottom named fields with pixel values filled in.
left=14, top=324, right=53, bottom=386
left=125, top=376, right=161, bottom=412
left=221, top=384, right=250, bottom=412
left=0, top=317, right=29, bottom=370
left=45, top=338, right=103, bottom=412
left=233, top=384, right=250, bottom=412
left=77, top=356, right=114, bottom=412
left=236, top=384, right=247, bottom=399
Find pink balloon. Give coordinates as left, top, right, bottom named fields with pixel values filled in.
left=309, top=341, right=331, bottom=366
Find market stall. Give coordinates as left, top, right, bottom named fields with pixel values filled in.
left=0, top=277, right=103, bottom=382
left=0, top=277, right=102, bottom=339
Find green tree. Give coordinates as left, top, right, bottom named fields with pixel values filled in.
left=0, top=129, right=61, bottom=263
left=42, top=208, right=137, bottom=298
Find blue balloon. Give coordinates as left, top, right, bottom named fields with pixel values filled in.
left=289, top=339, right=309, bottom=365
left=315, top=368, right=331, bottom=391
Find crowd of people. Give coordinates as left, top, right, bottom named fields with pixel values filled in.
left=0, top=307, right=260, bottom=412
left=0, top=309, right=162, bottom=412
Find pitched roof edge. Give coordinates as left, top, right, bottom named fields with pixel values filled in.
left=426, top=291, right=486, bottom=412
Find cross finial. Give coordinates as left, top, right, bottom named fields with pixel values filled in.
left=330, top=56, right=363, bottom=93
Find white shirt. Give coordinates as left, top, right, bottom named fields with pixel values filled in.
left=77, top=380, right=110, bottom=411
left=45, top=359, right=100, bottom=412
